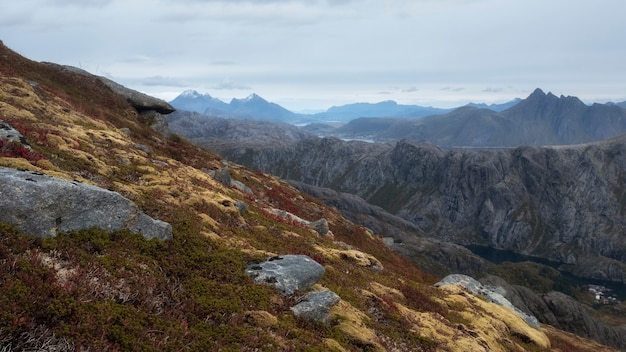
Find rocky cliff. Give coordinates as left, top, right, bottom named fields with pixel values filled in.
left=221, top=136, right=626, bottom=284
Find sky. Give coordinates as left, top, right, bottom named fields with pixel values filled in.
left=1, top=0, right=626, bottom=112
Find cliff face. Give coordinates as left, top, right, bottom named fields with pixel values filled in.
left=222, top=137, right=626, bottom=283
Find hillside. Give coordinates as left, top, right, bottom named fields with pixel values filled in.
left=215, top=135, right=626, bottom=348
left=221, top=137, right=626, bottom=283
left=1, top=41, right=623, bottom=351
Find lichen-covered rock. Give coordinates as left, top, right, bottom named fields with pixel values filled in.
left=309, top=218, right=329, bottom=236
left=0, top=167, right=172, bottom=240
left=0, top=120, right=27, bottom=145
left=291, top=290, right=340, bottom=324
left=245, top=255, right=325, bottom=295
left=435, top=274, right=540, bottom=329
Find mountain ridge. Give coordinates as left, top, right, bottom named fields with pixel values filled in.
left=334, top=88, right=626, bottom=147
left=168, top=90, right=523, bottom=124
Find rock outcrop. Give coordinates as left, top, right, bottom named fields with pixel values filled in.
left=245, top=255, right=325, bottom=295
left=0, top=167, right=172, bottom=240
left=43, top=63, right=175, bottom=115
left=435, top=274, right=540, bottom=329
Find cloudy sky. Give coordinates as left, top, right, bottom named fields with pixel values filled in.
left=1, top=0, right=625, bottom=111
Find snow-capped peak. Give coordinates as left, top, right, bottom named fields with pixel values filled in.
left=180, top=90, right=202, bottom=98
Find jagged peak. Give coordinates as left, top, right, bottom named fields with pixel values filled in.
left=244, top=93, right=266, bottom=102
left=178, top=90, right=217, bottom=100
left=230, top=93, right=268, bottom=105
left=180, top=89, right=201, bottom=98
left=530, top=88, right=546, bottom=97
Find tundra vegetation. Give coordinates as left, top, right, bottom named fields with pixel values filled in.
left=0, top=40, right=621, bottom=351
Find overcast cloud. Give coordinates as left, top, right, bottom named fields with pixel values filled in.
left=2, top=0, right=625, bottom=111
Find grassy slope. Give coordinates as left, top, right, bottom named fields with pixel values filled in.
left=0, top=40, right=618, bottom=351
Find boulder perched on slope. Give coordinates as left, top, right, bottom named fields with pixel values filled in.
left=245, top=255, right=325, bottom=295
left=0, top=167, right=172, bottom=240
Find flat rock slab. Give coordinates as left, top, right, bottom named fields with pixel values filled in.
left=245, top=254, right=325, bottom=295
left=0, top=167, right=172, bottom=240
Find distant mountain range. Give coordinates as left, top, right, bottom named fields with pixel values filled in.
left=170, top=90, right=300, bottom=123
left=169, top=90, right=521, bottom=124
left=170, top=89, right=626, bottom=147
left=332, top=89, right=626, bottom=147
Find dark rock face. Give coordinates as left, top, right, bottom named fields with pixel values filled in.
left=98, top=76, right=175, bottom=114
left=245, top=255, right=325, bottom=295
left=223, top=136, right=626, bottom=283
left=288, top=180, right=489, bottom=277
left=0, top=167, right=172, bottom=240
left=290, top=290, right=340, bottom=324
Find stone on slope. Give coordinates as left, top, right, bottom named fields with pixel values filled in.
left=291, top=290, right=341, bottom=324
left=435, top=274, right=540, bottom=329
left=245, top=255, right=325, bottom=295
left=0, top=167, right=172, bottom=240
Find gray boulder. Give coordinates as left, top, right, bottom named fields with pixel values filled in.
left=291, top=290, right=340, bottom=324
left=0, top=120, right=27, bottom=145
left=0, top=167, right=172, bottom=240
left=435, top=274, right=540, bottom=329
left=245, top=255, right=325, bottom=295
left=309, top=218, right=329, bottom=236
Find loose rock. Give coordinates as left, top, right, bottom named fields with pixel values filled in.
left=245, top=254, right=325, bottom=295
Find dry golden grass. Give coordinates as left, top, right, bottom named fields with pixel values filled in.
left=0, top=40, right=620, bottom=351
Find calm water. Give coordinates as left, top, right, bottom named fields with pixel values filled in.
left=465, top=245, right=626, bottom=301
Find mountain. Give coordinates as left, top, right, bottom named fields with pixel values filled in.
left=334, top=89, right=626, bottom=147
left=166, top=110, right=315, bottom=151
left=169, top=91, right=458, bottom=124
left=466, top=98, right=522, bottom=112
left=4, top=40, right=616, bottom=351
left=227, top=93, right=299, bottom=122
left=169, top=90, right=301, bottom=123
left=169, top=89, right=231, bottom=115
left=311, top=100, right=452, bottom=121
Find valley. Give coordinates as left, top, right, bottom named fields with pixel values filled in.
left=2, top=38, right=626, bottom=351
left=167, top=88, right=626, bottom=350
